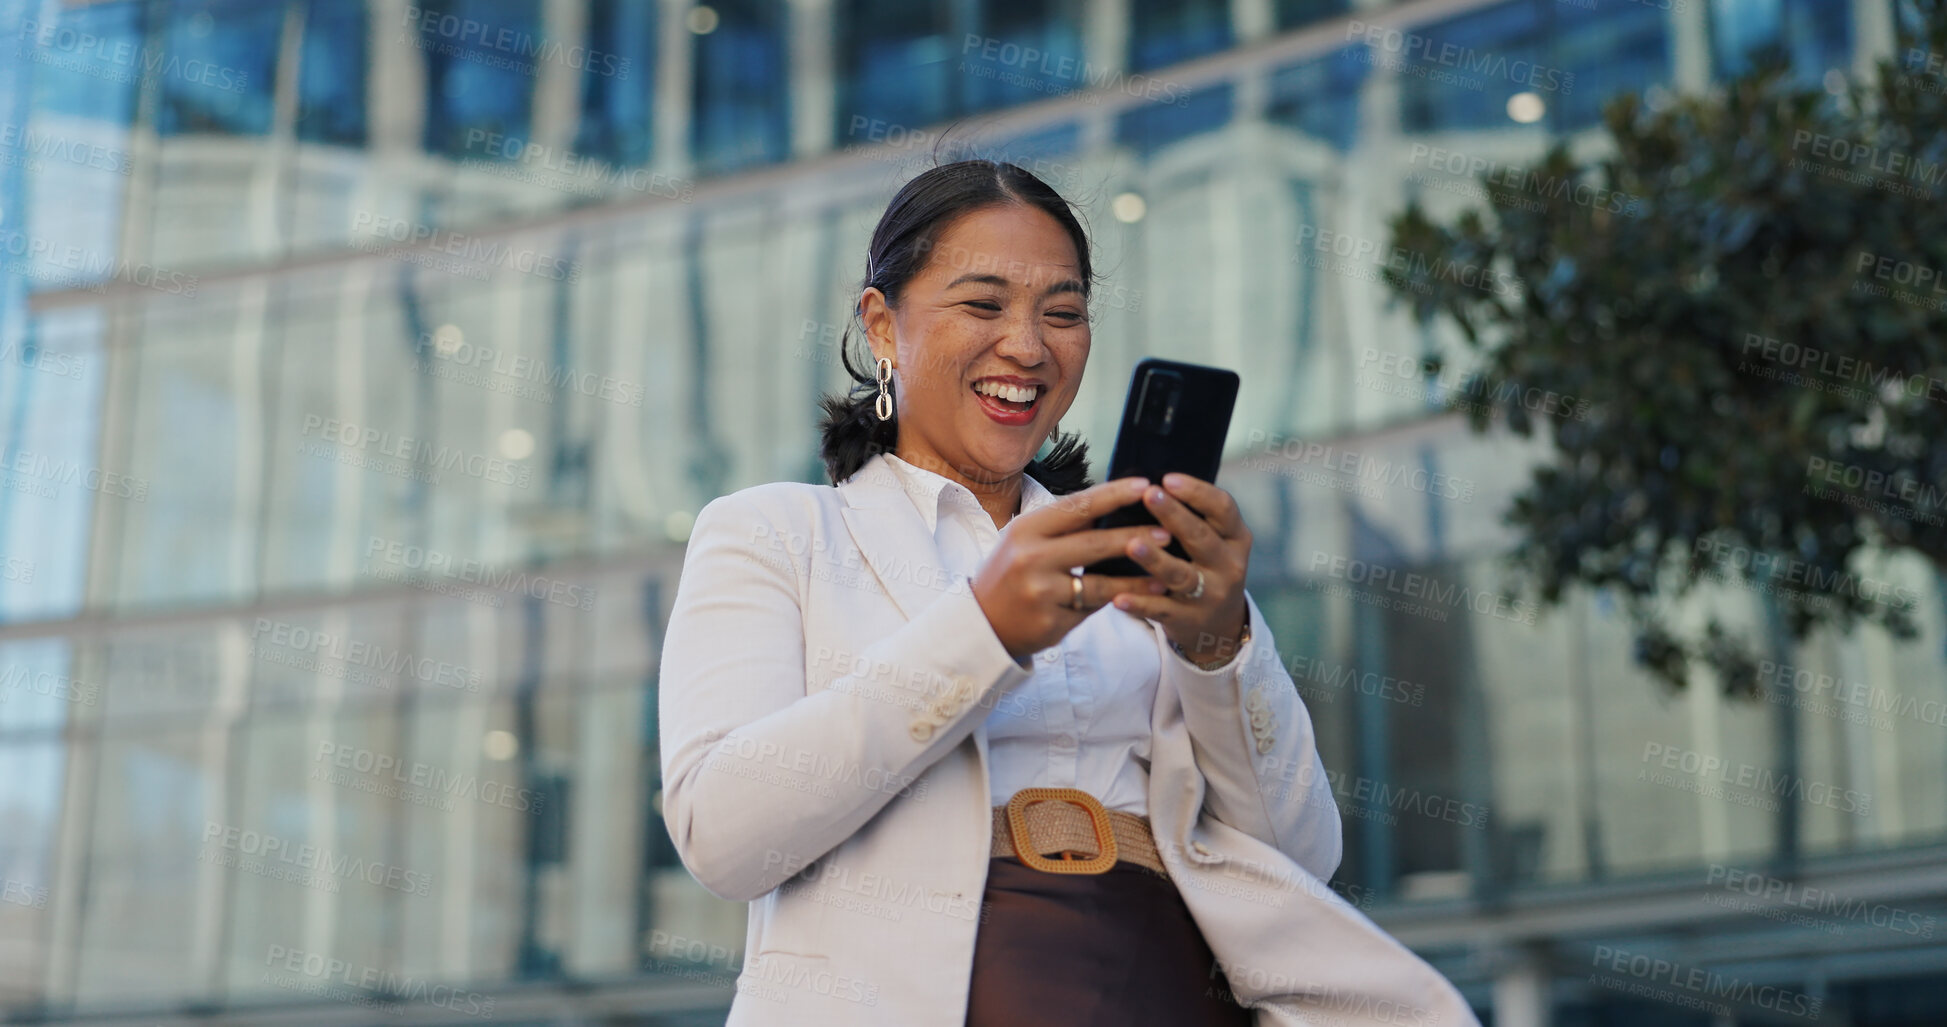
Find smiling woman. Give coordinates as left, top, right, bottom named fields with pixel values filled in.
left=659, top=159, right=1476, bottom=1027
left=816, top=160, right=1098, bottom=515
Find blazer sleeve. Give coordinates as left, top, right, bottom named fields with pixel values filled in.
left=1147, top=590, right=1342, bottom=881
left=657, top=487, right=1035, bottom=903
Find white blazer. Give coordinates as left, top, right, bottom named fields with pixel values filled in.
left=657, top=452, right=1480, bottom=1027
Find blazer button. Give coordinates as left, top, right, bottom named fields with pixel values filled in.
left=1250, top=709, right=1272, bottom=730
left=910, top=721, right=935, bottom=742
left=1192, top=841, right=1212, bottom=856
left=1244, top=690, right=1267, bottom=713
left=1255, top=736, right=1273, bottom=754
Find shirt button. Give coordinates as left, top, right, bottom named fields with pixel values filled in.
left=910, top=721, right=935, bottom=742
left=1192, top=841, right=1212, bottom=856
left=1053, top=733, right=1076, bottom=749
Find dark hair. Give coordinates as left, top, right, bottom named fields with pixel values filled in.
left=816, top=159, right=1095, bottom=495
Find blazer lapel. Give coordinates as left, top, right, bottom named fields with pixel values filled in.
left=834, top=455, right=971, bottom=624
left=835, top=454, right=1000, bottom=790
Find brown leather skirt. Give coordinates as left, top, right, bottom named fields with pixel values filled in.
left=965, top=855, right=1255, bottom=1026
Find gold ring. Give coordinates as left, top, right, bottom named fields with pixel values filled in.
left=1070, top=569, right=1085, bottom=611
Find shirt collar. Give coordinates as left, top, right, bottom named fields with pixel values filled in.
left=878, top=451, right=1058, bottom=532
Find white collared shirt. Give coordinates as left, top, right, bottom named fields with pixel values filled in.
left=878, top=452, right=1159, bottom=816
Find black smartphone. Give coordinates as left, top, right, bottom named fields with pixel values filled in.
left=1081, top=358, right=1240, bottom=578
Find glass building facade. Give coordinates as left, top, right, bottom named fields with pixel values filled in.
left=2, top=0, right=1944, bottom=1023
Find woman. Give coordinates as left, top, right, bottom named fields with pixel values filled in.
left=657, top=160, right=1478, bottom=1027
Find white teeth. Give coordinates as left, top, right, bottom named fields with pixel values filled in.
left=973, top=381, right=1040, bottom=404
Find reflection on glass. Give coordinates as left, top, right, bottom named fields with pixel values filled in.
left=691, top=0, right=790, bottom=174
left=155, top=0, right=282, bottom=137
left=296, top=0, right=370, bottom=146
left=418, top=0, right=541, bottom=158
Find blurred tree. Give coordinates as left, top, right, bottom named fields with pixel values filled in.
left=1381, top=0, right=1947, bottom=694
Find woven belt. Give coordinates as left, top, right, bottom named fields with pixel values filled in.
left=991, top=787, right=1168, bottom=877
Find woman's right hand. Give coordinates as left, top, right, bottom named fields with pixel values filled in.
left=971, top=476, right=1172, bottom=662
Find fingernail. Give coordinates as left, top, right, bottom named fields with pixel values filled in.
left=1147, top=487, right=1165, bottom=504
left=1114, top=595, right=1132, bottom=609
left=1132, top=542, right=1150, bottom=557
left=1149, top=528, right=1170, bottom=542
left=1148, top=580, right=1169, bottom=594
left=1164, top=473, right=1184, bottom=488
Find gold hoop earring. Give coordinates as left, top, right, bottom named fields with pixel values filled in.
left=875, top=357, right=894, bottom=422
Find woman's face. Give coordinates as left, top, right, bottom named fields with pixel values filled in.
left=860, top=202, right=1090, bottom=489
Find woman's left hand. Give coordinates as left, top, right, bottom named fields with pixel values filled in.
left=1110, top=473, right=1251, bottom=664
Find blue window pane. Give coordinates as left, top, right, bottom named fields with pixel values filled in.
left=1393, top=1, right=1545, bottom=135
left=18, top=1, right=143, bottom=124
left=1551, top=0, right=1668, bottom=131
left=691, top=0, right=789, bottom=175
left=1128, top=0, right=1232, bottom=73
left=574, top=0, right=657, bottom=168
left=1268, top=47, right=1368, bottom=151
left=296, top=0, right=369, bottom=146
left=155, top=0, right=280, bottom=136
left=960, top=0, right=1087, bottom=112
left=417, top=0, right=540, bottom=158
left=1709, top=0, right=1851, bottom=82
left=1115, top=83, right=1233, bottom=159
left=837, top=0, right=954, bottom=140
left=1275, top=0, right=1350, bottom=32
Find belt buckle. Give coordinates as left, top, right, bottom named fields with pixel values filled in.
left=1006, top=786, right=1118, bottom=875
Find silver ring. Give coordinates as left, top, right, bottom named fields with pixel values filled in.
left=1070, top=568, right=1085, bottom=611
left=1179, top=569, right=1206, bottom=601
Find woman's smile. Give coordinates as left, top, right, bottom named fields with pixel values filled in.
left=971, top=375, right=1047, bottom=426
